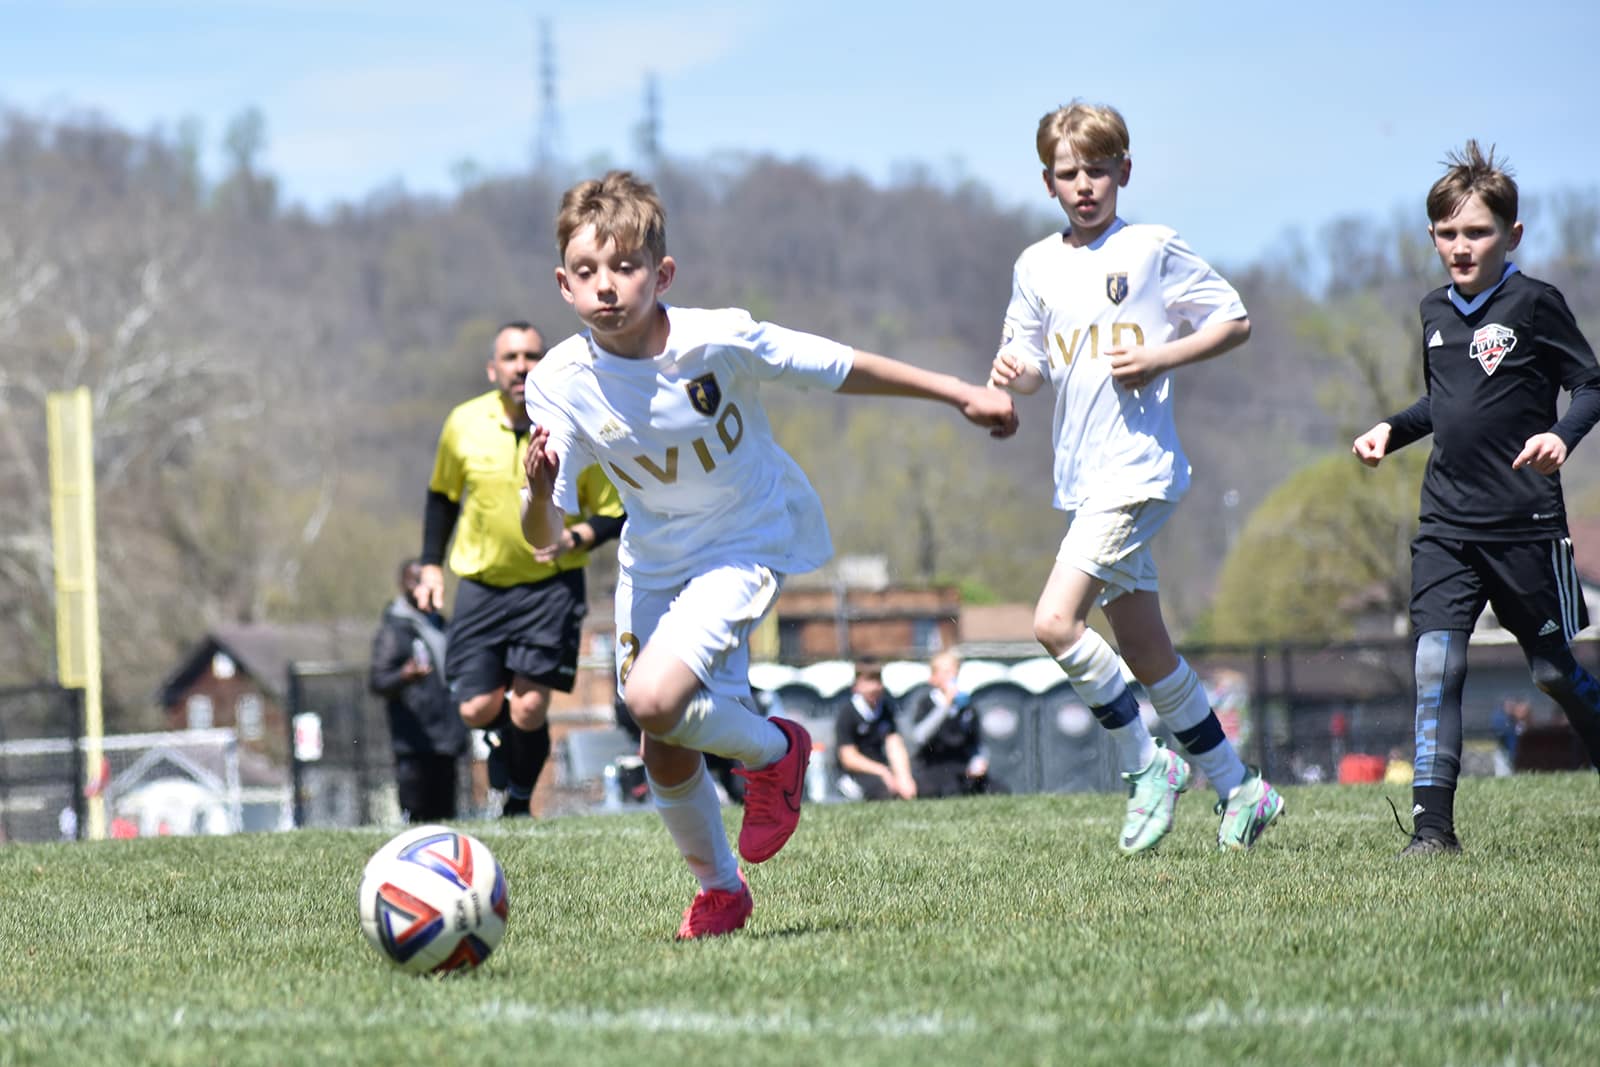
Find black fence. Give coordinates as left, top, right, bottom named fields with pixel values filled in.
left=0, top=684, right=84, bottom=843
left=7, top=633, right=1594, bottom=841
left=286, top=662, right=476, bottom=829
left=771, top=636, right=1599, bottom=793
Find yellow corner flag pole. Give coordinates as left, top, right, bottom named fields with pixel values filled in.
left=47, top=387, right=105, bottom=840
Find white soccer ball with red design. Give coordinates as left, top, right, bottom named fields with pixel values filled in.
left=357, top=824, right=509, bottom=975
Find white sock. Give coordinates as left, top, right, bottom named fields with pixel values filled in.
left=647, top=761, right=742, bottom=893
left=658, top=690, right=788, bottom=768
left=1057, top=631, right=1155, bottom=774
left=1146, top=658, right=1246, bottom=799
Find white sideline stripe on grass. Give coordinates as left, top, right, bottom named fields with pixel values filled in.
left=1174, top=997, right=1595, bottom=1032
left=2, top=998, right=1591, bottom=1040
left=0, top=1004, right=975, bottom=1041
left=464, top=1002, right=974, bottom=1038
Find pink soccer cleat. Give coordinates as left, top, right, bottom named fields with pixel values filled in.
left=733, top=717, right=811, bottom=863
left=675, top=873, right=753, bottom=940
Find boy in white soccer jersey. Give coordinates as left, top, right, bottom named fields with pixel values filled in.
left=521, top=171, right=1018, bottom=938
left=989, top=100, right=1284, bottom=853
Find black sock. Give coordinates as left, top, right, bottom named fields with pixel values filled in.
left=1412, top=784, right=1455, bottom=836
left=505, top=721, right=551, bottom=799
left=1554, top=666, right=1600, bottom=772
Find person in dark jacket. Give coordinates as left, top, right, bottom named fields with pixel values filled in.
left=908, top=651, right=1006, bottom=798
left=370, top=559, right=470, bottom=822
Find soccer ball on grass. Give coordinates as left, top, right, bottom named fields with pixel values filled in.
left=357, top=824, right=509, bottom=975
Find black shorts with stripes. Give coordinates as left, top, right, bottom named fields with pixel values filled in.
left=1409, top=534, right=1587, bottom=647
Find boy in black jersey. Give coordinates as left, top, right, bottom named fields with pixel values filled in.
left=1354, top=141, right=1600, bottom=854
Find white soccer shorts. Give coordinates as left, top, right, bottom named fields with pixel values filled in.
left=615, top=562, right=782, bottom=703
left=1056, top=498, right=1177, bottom=605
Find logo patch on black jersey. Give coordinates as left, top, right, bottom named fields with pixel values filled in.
left=1105, top=272, right=1129, bottom=305
left=1469, top=323, right=1517, bottom=376
left=685, top=373, right=722, bottom=416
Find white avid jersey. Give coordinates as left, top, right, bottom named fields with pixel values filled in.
left=998, top=219, right=1245, bottom=510
left=525, top=305, right=854, bottom=589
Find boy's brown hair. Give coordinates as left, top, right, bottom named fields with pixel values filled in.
left=556, top=170, right=668, bottom=263
left=1035, top=101, right=1130, bottom=168
left=1426, top=140, right=1518, bottom=226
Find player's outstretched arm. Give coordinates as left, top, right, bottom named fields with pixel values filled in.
left=1352, top=422, right=1392, bottom=467
left=838, top=351, right=1019, bottom=438
left=519, top=425, right=568, bottom=551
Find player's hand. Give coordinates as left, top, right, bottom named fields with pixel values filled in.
left=961, top=383, right=1020, bottom=438
left=1352, top=423, right=1392, bottom=467
left=1107, top=345, right=1164, bottom=391
left=413, top=564, right=446, bottom=613
left=531, top=527, right=582, bottom=564
left=522, top=424, right=560, bottom=499
left=1512, top=432, right=1568, bottom=475
left=989, top=352, right=1025, bottom=390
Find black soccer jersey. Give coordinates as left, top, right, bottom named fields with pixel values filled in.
left=1386, top=267, right=1600, bottom=541
left=834, top=694, right=901, bottom=768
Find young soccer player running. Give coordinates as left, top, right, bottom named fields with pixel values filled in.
left=989, top=101, right=1283, bottom=853
left=521, top=171, right=1018, bottom=938
left=1353, top=141, right=1600, bottom=854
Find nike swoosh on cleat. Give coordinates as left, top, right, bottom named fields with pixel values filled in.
left=1121, top=808, right=1157, bottom=848
left=780, top=729, right=809, bottom=813
left=782, top=756, right=805, bottom=813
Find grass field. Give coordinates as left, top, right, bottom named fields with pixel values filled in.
left=3, top=775, right=1599, bottom=1067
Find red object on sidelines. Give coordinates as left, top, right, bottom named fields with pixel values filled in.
left=1337, top=753, right=1386, bottom=783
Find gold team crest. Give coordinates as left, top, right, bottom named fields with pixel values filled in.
left=685, top=373, right=722, bottom=416
left=1105, top=272, right=1129, bottom=304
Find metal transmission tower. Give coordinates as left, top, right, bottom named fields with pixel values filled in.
left=634, top=71, right=662, bottom=175
left=533, top=18, right=562, bottom=173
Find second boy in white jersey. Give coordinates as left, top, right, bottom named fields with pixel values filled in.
left=991, top=100, right=1283, bottom=853
left=522, top=171, right=1017, bottom=939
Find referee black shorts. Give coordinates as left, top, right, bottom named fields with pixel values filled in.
left=1410, top=534, right=1588, bottom=648
left=445, top=570, right=587, bottom=702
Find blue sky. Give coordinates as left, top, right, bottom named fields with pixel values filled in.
left=4, top=0, right=1598, bottom=267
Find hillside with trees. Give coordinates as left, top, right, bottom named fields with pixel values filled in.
left=3, top=106, right=1597, bottom=723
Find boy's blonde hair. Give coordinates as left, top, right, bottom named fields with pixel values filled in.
left=556, top=170, right=668, bottom=263
left=1036, top=101, right=1130, bottom=168
left=1426, top=140, right=1518, bottom=227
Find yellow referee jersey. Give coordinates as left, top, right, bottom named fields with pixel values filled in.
left=429, top=391, right=624, bottom=587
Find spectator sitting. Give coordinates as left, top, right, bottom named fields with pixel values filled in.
left=1491, top=697, right=1533, bottom=776
left=834, top=658, right=917, bottom=801
left=907, top=651, right=1007, bottom=798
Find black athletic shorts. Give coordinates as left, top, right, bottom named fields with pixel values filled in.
left=1410, top=534, right=1587, bottom=648
left=445, top=570, right=586, bottom=701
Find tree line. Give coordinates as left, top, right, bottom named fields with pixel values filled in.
left=2, top=107, right=1597, bottom=725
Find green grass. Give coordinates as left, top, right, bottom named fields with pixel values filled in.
left=3, top=776, right=1599, bottom=1066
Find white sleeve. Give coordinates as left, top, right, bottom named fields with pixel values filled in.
left=1159, top=234, right=1246, bottom=332
left=996, top=262, right=1050, bottom=374
left=525, top=376, right=594, bottom=515
left=728, top=310, right=855, bottom=390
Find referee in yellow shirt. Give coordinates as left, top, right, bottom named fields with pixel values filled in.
left=414, top=321, right=625, bottom=817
